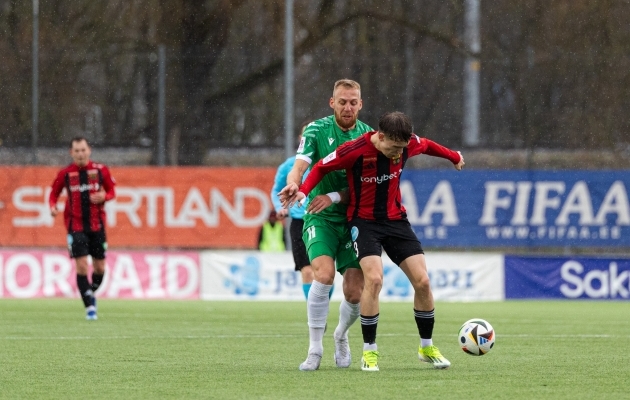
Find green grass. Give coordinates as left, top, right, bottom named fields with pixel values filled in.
left=1, top=299, right=628, bottom=399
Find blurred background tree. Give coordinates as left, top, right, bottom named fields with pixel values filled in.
left=0, top=0, right=628, bottom=164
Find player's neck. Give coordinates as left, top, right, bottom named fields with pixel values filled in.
left=370, top=132, right=381, bottom=151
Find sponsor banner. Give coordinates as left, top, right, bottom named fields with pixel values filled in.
left=418, top=253, right=504, bottom=302
left=402, top=170, right=630, bottom=247
left=6, top=167, right=628, bottom=249
left=0, top=166, right=275, bottom=248
left=504, top=255, right=630, bottom=300
left=200, top=251, right=504, bottom=301
left=0, top=249, right=200, bottom=299
left=200, top=251, right=344, bottom=301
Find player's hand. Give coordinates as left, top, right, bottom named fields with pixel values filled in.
left=90, top=189, right=106, bottom=204
left=50, top=206, right=59, bottom=217
left=279, top=182, right=301, bottom=208
left=307, top=194, right=333, bottom=214
left=276, top=209, right=289, bottom=220
left=455, top=151, right=465, bottom=171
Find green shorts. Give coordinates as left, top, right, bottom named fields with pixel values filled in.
left=302, top=215, right=360, bottom=275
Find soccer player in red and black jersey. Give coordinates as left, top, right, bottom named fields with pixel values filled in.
left=49, top=137, right=116, bottom=320
left=281, top=111, right=464, bottom=371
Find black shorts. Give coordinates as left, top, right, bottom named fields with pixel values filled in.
left=348, top=218, right=423, bottom=266
left=67, top=231, right=107, bottom=260
left=289, top=218, right=310, bottom=271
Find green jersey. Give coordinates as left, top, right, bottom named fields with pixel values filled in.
left=297, top=115, right=374, bottom=224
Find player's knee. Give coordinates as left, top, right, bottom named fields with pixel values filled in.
left=342, top=279, right=363, bottom=303
left=364, top=274, right=383, bottom=293
left=411, top=274, right=431, bottom=293
left=313, top=269, right=335, bottom=285
left=343, top=287, right=362, bottom=303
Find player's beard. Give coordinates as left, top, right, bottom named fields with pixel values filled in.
left=334, top=109, right=358, bottom=131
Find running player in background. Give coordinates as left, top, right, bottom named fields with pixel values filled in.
left=271, top=121, right=334, bottom=300
left=280, top=79, right=374, bottom=371
left=49, top=137, right=116, bottom=321
left=282, top=111, right=464, bottom=371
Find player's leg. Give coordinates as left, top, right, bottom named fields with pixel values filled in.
left=299, top=266, right=313, bottom=299
left=75, top=255, right=94, bottom=312
left=347, top=219, right=384, bottom=371
left=392, top=226, right=450, bottom=369
left=331, top=224, right=363, bottom=368
left=331, top=267, right=361, bottom=368
left=299, top=217, right=338, bottom=371
left=290, top=218, right=318, bottom=300
left=358, top=255, right=383, bottom=372
left=68, top=232, right=96, bottom=320
left=87, top=230, right=108, bottom=317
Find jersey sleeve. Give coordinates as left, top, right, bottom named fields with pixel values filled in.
left=295, top=122, right=319, bottom=164
left=409, top=135, right=461, bottom=164
left=101, top=166, right=116, bottom=201
left=48, top=169, right=66, bottom=209
left=299, top=143, right=355, bottom=196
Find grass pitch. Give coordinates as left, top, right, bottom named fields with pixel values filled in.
left=1, top=299, right=628, bottom=399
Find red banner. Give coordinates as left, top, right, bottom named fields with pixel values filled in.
left=0, top=166, right=276, bottom=248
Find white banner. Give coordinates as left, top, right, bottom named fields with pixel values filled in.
left=200, top=251, right=344, bottom=301
left=200, top=251, right=504, bottom=301
left=416, top=253, right=504, bottom=301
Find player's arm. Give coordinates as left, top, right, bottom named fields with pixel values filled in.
left=271, top=160, right=290, bottom=219
left=91, top=166, right=116, bottom=204
left=414, top=136, right=465, bottom=170
left=297, top=148, right=350, bottom=206
left=279, top=158, right=311, bottom=208
left=286, top=158, right=310, bottom=187
left=307, top=189, right=347, bottom=214
left=102, top=167, right=116, bottom=201
left=49, top=171, right=65, bottom=217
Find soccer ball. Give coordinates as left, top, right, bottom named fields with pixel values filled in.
left=458, top=318, right=495, bottom=356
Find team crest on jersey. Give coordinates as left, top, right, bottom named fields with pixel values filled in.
left=88, top=169, right=98, bottom=180
left=323, top=150, right=337, bottom=164
left=392, top=155, right=401, bottom=165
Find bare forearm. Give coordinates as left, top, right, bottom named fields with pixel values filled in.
left=287, top=159, right=310, bottom=186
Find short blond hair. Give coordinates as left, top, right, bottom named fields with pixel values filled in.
left=333, top=79, right=361, bottom=95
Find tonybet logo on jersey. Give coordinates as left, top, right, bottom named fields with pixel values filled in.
left=361, top=169, right=403, bottom=184
left=69, top=183, right=100, bottom=192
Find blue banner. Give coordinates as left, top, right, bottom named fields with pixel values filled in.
left=401, top=170, right=630, bottom=248
left=504, top=255, right=630, bottom=299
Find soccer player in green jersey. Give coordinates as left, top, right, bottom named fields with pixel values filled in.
left=282, top=79, right=374, bottom=371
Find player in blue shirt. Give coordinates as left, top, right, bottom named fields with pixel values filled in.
left=271, top=124, right=335, bottom=300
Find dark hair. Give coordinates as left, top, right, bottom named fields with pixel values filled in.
left=378, top=111, right=413, bottom=142
left=70, top=136, right=90, bottom=148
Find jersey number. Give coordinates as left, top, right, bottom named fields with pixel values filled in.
left=306, top=226, right=316, bottom=241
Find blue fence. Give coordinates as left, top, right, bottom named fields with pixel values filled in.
left=402, top=170, right=630, bottom=248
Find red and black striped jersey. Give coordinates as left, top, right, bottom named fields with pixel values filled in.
left=49, top=161, right=116, bottom=233
left=299, top=132, right=461, bottom=221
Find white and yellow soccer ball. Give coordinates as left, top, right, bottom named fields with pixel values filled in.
left=458, top=318, right=495, bottom=356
